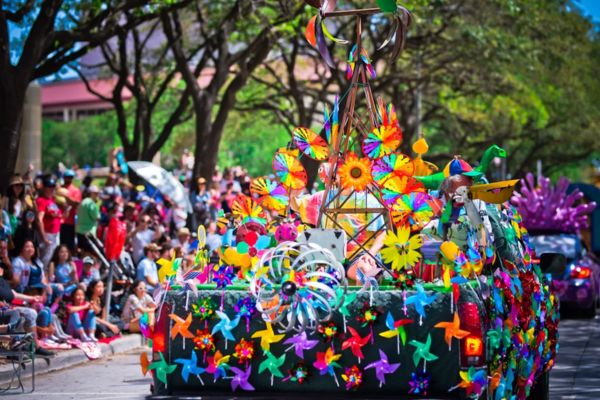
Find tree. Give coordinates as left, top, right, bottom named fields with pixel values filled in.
left=0, top=0, right=192, bottom=191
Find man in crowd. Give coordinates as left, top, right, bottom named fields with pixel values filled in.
left=136, top=243, right=160, bottom=293
left=130, top=214, right=162, bottom=264
left=171, top=227, right=191, bottom=255
left=76, top=185, right=101, bottom=255
left=59, top=169, right=82, bottom=255
left=37, top=177, right=62, bottom=267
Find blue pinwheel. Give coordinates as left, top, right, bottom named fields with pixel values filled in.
left=211, top=310, right=241, bottom=347
left=405, top=283, right=437, bottom=323
left=174, top=351, right=206, bottom=384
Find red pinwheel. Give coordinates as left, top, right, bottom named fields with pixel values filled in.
left=342, top=327, right=371, bottom=361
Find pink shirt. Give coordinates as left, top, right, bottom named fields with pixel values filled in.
left=67, top=302, right=89, bottom=322
left=36, top=196, right=62, bottom=234
left=63, top=184, right=82, bottom=225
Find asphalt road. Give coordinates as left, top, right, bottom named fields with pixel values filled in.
left=10, top=312, right=600, bottom=400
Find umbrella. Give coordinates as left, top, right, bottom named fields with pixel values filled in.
left=127, top=161, right=192, bottom=213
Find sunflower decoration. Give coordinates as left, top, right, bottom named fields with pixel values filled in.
left=380, top=228, right=423, bottom=272
left=338, top=152, right=373, bottom=192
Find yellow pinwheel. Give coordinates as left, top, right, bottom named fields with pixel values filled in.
left=157, top=253, right=177, bottom=283
left=251, top=322, right=285, bottom=351
left=380, top=228, right=422, bottom=271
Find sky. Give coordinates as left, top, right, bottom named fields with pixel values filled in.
left=578, top=0, right=600, bottom=21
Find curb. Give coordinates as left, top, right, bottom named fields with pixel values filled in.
left=0, top=334, right=143, bottom=384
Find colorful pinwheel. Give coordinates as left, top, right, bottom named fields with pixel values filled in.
left=293, top=127, right=330, bottom=161
left=380, top=312, right=413, bottom=354
left=284, top=331, right=319, bottom=359
left=303, top=0, right=347, bottom=68
left=380, top=227, right=423, bottom=271
left=212, top=264, right=235, bottom=310
left=338, top=290, right=357, bottom=332
left=206, top=350, right=230, bottom=381
left=192, top=298, right=216, bottom=327
left=193, top=328, right=216, bottom=362
left=449, top=366, right=487, bottom=396
left=230, top=366, right=255, bottom=392
left=487, top=318, right=503, bottom=351
left=391, top=192, right=434, bottom=231
left=231, top=195, right=267, bottom=225
left=147, top=353, right=177, bottom=386
left=140, top=352, right=150, bottom=376
left=408, top=369, right=431, bottom=396
left=341, top=365, right=363, bottom=391
left=434, top=312, right=470, bottom=351
left=169, top=313, right=194, bottom=349
left=211, top=310, right=241, bottom=347
left=347, top=45, right=375, bottom=79
left=409, top=334, right=439, bottom=371
left=272, top=152, right=308, bottom=190
left=234, top=296, right=258, bottom=332
left=251, top=322, right=285, bottom=352
left=365, top=349, right=400, bottom=386
left=140, top=312, right=152, bottom=339
left=250, top=177, right=290, bottom=211
left=259, top=351, right=286, bottom=386
left=283, top=362, right=309, bottom=385
left=174, top=351, right=206, bottom=384
left=342, top=327, right=371, bottom=361
left=324, top=94, right=339, bottom=145
left=405, top=283, right=438, bottom=323
left=313, top=347, right=342, bottom=386
left=372, top=153, right=415, bottom=190
left=380, top=175, right=425, bottom=208
left=362, top=125, right=402, bottom=159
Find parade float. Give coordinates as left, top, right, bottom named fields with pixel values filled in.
left=140, top=1, right=563, bottom=398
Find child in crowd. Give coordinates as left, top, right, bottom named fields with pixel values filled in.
left=66, top=287, right=97, bottom=342
left=86, top=280, right=123, bottom=338
left=48, top=244, right=79, bottom=296
left=121, top=280, right=156, bottom=333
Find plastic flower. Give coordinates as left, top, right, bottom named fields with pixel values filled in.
left=391, top=270, right=415, bottom=290
left=338, top=152, right=373, bottom=191
left=192, top=298, right=216, bottom=321
left=341, top=365, right=363, bottom=391
left=356, top=301, right=381, bottom=328
left=284, top=362, right=309, bottom=385
left=318, top=321, right=342, bottom=343
left=193, top=328, right=216, bottom=352
left=408, top=369, right=431, bottom=395
left=233, top=338, right=255, bottom=364
left=380, top=228, right=422, bottom=271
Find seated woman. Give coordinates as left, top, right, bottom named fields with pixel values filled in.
left=65, top=287, right=97, bottom=342
left=121, top=280, right=156, bottom=333
left=48, top=245, right=79, bottom=296
left=86, top=280, right=123, bottom=338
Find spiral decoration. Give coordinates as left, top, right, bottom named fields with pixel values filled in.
left=250, top=241, right=347, bottom=334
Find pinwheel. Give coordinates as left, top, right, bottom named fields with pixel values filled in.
left=342, top=327, right=371, bottom=362
left=380, top=312, right=413, bottom=354
left=284, top=331, right=319, bottom=359
left=251, top=322, right=285, bottom=352
left=250, top=177, right=290, bottom=211
left=380, top=176, right=425, bottom=209
left=140, top=312, right=152, bottom=339
left=391, top=192, right=434, bottom=231
left=380, top=227, right=423, bottom=272
left=487, top=318, right=503, bottom=351
left=347, top=45, right=375, bottom=79
left=434, top=312, right=471, bottom=351
left=408, top=334, right=438, bottom=372
left=356, top=301, right=381, bottom=344
left=405, top=283, right=438, bottom=324
left=233, top=338, right=255, bottom=365
left=192, top=298, right=216, bottom=328
left=341, top=365, right=363, bottom=391
left=206, top=350, right=230, bottom=382
left=408, top=369, right=431, bottom=396
left=375, top=96, right=399, bottom=127
left=140, top=352, right=151, bottom=376
left=211, top=310, right=241, bottom=348
left=365, top=349, right=400, bottom=387
left=318, top=321, right=343, bottom=344
left=174, top=351, right=206, bottom=384
left=372, top=153, right=415, bottom=190
left=391, top=270, right=416, bottom=315
left=293, top=127, right=330, bottom=161
left=324, top=94, right=339, bottom=145
left=338, top=290, right=357, bottom=332
left=374, top=0, right=412, bottom=62
left=170, top=313, right=194, bottom=349
left=174, top=268, right=201, bottom=310
left=283, top=362, right=309, bottom=385
left=313, top=347, right=342, bottom=386
left=231, top=195, right=267, bottom=225
left=362, top=125, right=402, bottom=160
left=449, top=366, right=487, bottom=396
left=212, top=264, right=236, bottom=310
left=272, top=152, right=308, bottom=190
left=193, top=327, right=216, bottom=363
left=147, top=353, right=177, bottom=388
left=259, top=351, right=286, bottom=386
left=230, top=366, right=255, bottom=392
left=303, top=0, right=347, bottom=68
left=234, top=296, right=258, bottom=332
left=157, top=253, right=178, bottom=285
left=338, top=152, right=373, bottom=191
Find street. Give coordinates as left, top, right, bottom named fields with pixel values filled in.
left=11, top=312, right=599, bottom=400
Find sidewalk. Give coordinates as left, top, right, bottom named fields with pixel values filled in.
left=0, top=334, right=144, bottom=385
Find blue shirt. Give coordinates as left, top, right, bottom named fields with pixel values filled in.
left=136, top=258, right=158, bottom=289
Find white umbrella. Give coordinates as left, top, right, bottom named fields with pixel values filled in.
left=127, top=161, right=193, bottom=213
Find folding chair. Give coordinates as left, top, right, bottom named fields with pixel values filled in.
left=0, top=333, right=35, bottom=395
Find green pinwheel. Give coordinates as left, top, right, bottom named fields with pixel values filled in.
left=502, top=327, right=512, bottom=349
left=259, top=351, right=286, bottom=386
left=487, top=319, right=503, bottom=351
left=408, top=334, right=439, bottom=369
left=337, top=289, right=357, bottom=332
left=147, top=353, right=177, bottom=386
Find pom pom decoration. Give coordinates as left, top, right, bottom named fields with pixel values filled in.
left=283, top=362, right=309, bottom=385
left=408, top=369, right=431, bottom=396
left=233, top=338, right=255, bottom=364
left=341, top=365, right=363, bottom=391
left=338, top=152, right=373, bottom=192
left=391, top=270, right=416, bottom=290
left=192, top=298, right=216, bottom=328
left=193, top=328, right=216, bottom=363
left=318, top=321, right=343, bottom=344
left=356, top=301, right=382, bottom=344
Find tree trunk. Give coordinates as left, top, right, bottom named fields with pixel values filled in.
left=0, top=73, right=27, bottom=193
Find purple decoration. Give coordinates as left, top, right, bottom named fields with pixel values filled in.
left=231, top=366, right=255, bottom=392
left=365, top=349, right=400, bottom=386
left=284, top=331, right=319, bottom=358
left=511, top=173, right=596, bottom=233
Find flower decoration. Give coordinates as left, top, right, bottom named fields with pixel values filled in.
left=192, top=298, right=216, bottom=325
left=233, top=338, right=255, bottom=364
left=234, top=295, right=258, bottom=332
left=338, top=152, right=373, bottom=191
left=318, top=321, right=343, bottom=343
left=193, top=328, right=216, bottom=362
left=341, top=365, right=363, bottom=391
left=365, top=349, right=400, bottom=386
left=283, top=362, right=309, bottom=385
left=449, top=366, right=487, bottom=396
left=380, top=228, right=422, bottom=271
left=408, top=369, right=431, bottom=396
left=391, top=270, right=415, bottom=290
left=230, top=366, right=255, bottom=392
left=206, top=350, right=230, bottom=381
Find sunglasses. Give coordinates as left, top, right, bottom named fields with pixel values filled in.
left=25, top=212, right=35, bottom=217
left=137, top=287, right=147, bottom=291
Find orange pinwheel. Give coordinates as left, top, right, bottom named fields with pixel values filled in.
left=342, top=327, right=371, bottom=360
left=434, top=312, right=470, bottom=350
left=140, top=352, right=151, bottom=376
left=170, top=313, right=195, bottom=346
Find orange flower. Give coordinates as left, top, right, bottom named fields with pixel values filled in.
left=338, top=152, right=373, bottom=191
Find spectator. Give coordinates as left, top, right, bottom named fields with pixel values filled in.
left=130, top=215, right=161, bottom=264
left=112, top=147, right=129, bottom=176
left=0, top=239, right=15, bottom=288
left=181, top=253, right=195, bottom=275
left=76, top=185, right=101, bottom=255
left=65, top=287, right=97, bottom=342
left=218, top=168, right=241, bottom=193
left=101, top=174, right=122, bottom=208
left=59, top=169, right=82, bottom=254
left=209, top=182, right=221, bottom=221
left=158, top=243, right=173, bottom=262
left=37, top=177, right=62, bottom=268
left=171, top=227, right=191, bottom=255
left=86, top=280, right=123, bottom=338
left=219, top=181, right=237, bottom=214
left=6, top=175, right=33, bottom=232
left=48, top=244, right=78, bottom=296
left=11, top=207, right=40, bottom=259
left=173, top=245, right=184, bottom=259
left=205, top=221, right=222, bottom=255
left=79, top=256, right=100, bottom=291
left=0, top=196, right=12, bottom=244
left=80, top=175, right=93, bottom=197
left=191, top=177, right=210, bottom=230
left=136, top=243, right=160, bottom=292
left=121, top=280, right=156, bottom=333
left=164, top=200, right=187, bottom=235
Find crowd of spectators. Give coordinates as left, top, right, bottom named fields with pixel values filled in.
left=0, top=153, right=256, bottom=360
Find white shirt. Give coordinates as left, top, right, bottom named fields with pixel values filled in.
left=132, top=229, right=155, bottom=264
left=171, top=237, right=190, bottom=255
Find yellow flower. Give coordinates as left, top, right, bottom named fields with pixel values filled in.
left=380, top=228, right=422, bottom=271
left=338, top=152, right=373, bottom=191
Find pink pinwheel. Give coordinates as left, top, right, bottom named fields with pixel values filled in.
left=284, top=331, right=319, bottom=358
left=342, top=327, right=371, bottom=361
left=230, top=366, right=255, bottom=392
left=313, top=347, right=342, bottom=386
left=365, top=349, right=400, bottom=387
